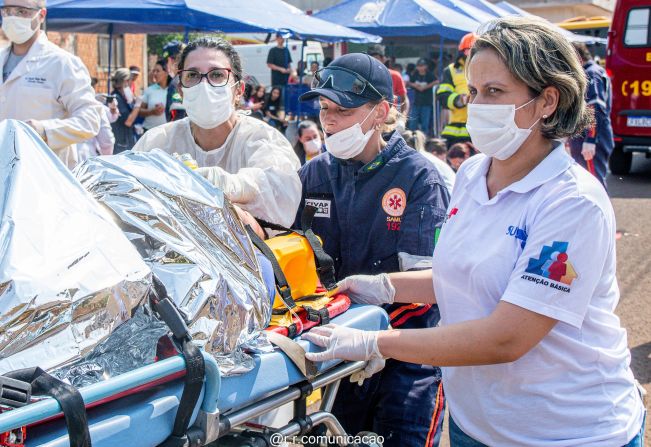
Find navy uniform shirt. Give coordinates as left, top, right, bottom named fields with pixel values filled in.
left=295, top=131, right=450, bottom=329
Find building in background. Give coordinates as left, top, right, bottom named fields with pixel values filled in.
left=1, top=31, right=146, bottom=94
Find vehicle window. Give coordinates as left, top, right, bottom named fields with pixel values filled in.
left=624, top=7, right=650, bottom=46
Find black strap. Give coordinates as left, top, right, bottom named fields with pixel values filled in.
left=151, top=277, right=206, bottom=447
left=245, top=225, right=297, bottom=311
left=255, top=206, right=337, bottom=292
left=300, top=206, right=337, bottom=291
left=3, top=367, right=91, bottom=447
left=304, top=306, right=331, bottom=325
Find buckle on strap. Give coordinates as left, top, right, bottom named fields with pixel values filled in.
left=0, top=377, right=31, bottom=408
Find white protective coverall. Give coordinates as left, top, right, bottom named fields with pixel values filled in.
left=134, top=113, right=301, bottom=227
left=0, top=33, right=101, bottom=169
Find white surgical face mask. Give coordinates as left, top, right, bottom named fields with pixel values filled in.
left=324, top=105, right=377, bottom=160
left=182, top=80, right=238, bottom=130
left=466, top=97, right=541, bottom=160
left=305, top=137, right=322, bottom=153
left=2, top=14, right=38, bottom=45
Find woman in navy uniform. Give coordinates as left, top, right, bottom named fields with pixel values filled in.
left=295, top=53, right=450, bottom=447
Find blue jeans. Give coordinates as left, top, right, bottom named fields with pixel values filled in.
left=449, top=412, right=647, bottom=447
left=408, top=105, right=433, bottom=136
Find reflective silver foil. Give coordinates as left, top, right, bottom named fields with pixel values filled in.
left=0, top=120, right=151, bottom=375
left=72, top=149, right=272, bottom=377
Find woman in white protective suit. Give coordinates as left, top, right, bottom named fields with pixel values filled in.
left=134, top=37, right=301, bottom=231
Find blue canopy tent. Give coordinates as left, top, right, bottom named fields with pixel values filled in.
left=436, top=0, right=500, bottom=25
left=461, top=0, right=512, bottom=18
left=42, top=0, right=381, bottom=43
left=314, top=0, right=479, bottom=40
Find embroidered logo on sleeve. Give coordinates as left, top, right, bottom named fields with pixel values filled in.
left=305, top=199, right=331, bottom=218
left=521, top=241, right=577, bottom=292
left=382, top=188, right=406, bottom=217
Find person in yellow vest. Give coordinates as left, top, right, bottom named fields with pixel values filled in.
left=437, top=32, right=476, bottom=148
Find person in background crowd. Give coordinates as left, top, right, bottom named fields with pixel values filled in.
left=264, top=86, right=286, bottom=131
left=304, top=17, right=645, bottom=447
left=139, top=59, right=171, bottom=132
left=134, top=37, right=300, bottom=232
left=297, top=53, right=450, bottom=447
left=293, top=120, right=324, bottom=165
left=303, top=61, right=320, bottom=86
left=447, top=143, right=468, bottom=171
left=367, top=44, right=409, bottom=116
left=0, top=0, right=101, bottom=169
left=401, top=129, right=426, bottom=151
left=437, top=32, right=476, bottom=148
left=162, top=40, right=186, bottom=122
left=408, top=58, right=438, bottom=135
left=110, top=68, right=141, bottom=153
left=128, top=65, right=140, bottom=96
left=76, top=76, right=116, bottom=161
left=267, top=32, right=293, bottom=90
left=568, top=42, right=614, bottom=189
left=248, top=85, right=267, bottom=120
left=424, top=137, right=456, bottom=191
left=405, top=62, right=416, bottom=83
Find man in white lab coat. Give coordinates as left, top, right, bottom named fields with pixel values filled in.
left=0, top=0, right=101, bottom=168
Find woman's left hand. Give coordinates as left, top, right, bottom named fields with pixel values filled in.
left=303, top=325, right=386, bottom=379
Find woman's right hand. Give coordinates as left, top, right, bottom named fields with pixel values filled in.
left=337, top=273, right=395, bottom=305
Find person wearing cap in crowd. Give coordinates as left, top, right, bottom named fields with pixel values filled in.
left=162, top=40, right=187, bottom=122
left=128, top=65, right=141, bottom=96
left=302, top=17, right=645, bottom=447
left=0, top=0, right=101, bottom=169
left=568, top=42, right=614, bottom=189
left=437, top=32, right=476, bottom=148
left=134, top=37, right=300, bottom=234
left=407, top=58, right=438, bottom=136
left=111, top=68, right=142, bottom=153
left=367, top=44, right=409, bottom=117
left=267, top=33, right=293, bottom=91
left=296, top=53, right=450, bottom=447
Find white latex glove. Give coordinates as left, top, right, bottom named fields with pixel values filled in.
left=196, top=166, right=228, bottom=193
left=337, top=273, right=395, bottom=305
left=303, top=324, right=385, bottom=383
left=582, top=142, right=596, bottom=161
left=133, top=97, right=143, bottom=109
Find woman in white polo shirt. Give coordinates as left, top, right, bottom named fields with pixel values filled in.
left=303, top=17, right=646, bottom=447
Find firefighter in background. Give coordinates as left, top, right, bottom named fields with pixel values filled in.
left=437, top=32, right=476, bottom=148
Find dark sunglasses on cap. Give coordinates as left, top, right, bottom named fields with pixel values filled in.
left=311, top=66, right=384, bottom=100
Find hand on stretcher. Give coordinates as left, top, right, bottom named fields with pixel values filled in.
left=303, top=324, right=385, bottom=383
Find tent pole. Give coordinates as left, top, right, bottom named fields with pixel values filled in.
left=298, top=39, right=307, bottom=120
left=107, top=23, right=114, bottom=95
left=436, top=37, right=444, bottom=137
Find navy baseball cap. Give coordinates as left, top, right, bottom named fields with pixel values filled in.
left=300, top=53, right=394, bottom=109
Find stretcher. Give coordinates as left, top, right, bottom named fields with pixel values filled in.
left=0, top=305, right=389, bottom=447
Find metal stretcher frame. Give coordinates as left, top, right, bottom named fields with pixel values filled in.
left=0, top=305, right=389, bottom=447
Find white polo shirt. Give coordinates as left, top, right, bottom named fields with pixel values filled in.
left=432, top=143, right=644, bottom=446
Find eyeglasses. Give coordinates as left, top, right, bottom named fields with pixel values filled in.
left=0, top=6, right=41, bottom=18
left=178, top=68, right=235, bottom=88
left=312, top=66, right=384, bottom=100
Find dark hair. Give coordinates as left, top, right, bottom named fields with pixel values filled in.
left=394, top=63, right=403, bottom=72
left=90, top=77, right=98, bottom=88
left=425, top=138, right=447, bottom=155
left=367, top=44, right=386, bottom=58
left=177, top=37, right=243, bottom=82
left=448, top=144, right=467, bottom=159
left=297, top=120, right=318, bottom=138
left=155, top=59, right=168, bottom=72
left=293, top=121, right=321, bottom=164
left=129, top=65, right=140, bottom=72
left=572, top=42, right=592, bottom=62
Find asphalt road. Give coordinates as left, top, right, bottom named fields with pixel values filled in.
left=438, top=153, right=651, bottom=446
left=609, top=153, right=651, bottom=441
